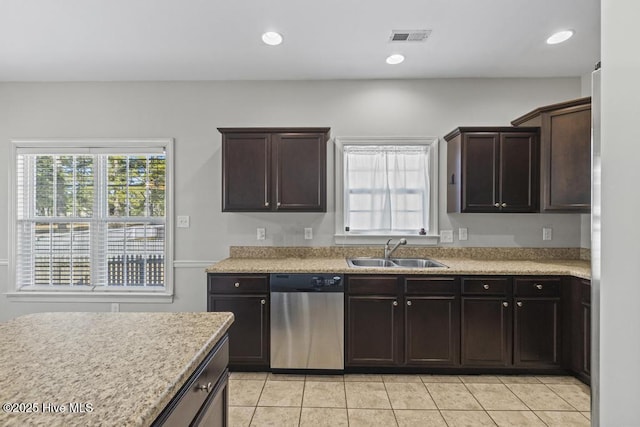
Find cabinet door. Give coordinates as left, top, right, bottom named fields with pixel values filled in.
left=461, top=297, right=512, bottom=367
left=209, top=295, right=269, bottom=367
left=581, top=279, right=591, bottom=378
left=543, top=105, right=591, bottom=212
left=499, top=132, right=538, bottom=212
left=222, top=133, right=271, bottom=211
left=462, top=133, right=499, bottom=212
left=273, top=132, right=326, bottom=211
left=405, top=296, right=460, bottom=367
left=347, top=295, right=401, bottom=366
left=193, top=372, right=229, bottom=427
left=514, top=298, right=561, bottom=368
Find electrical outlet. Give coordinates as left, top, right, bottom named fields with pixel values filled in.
left=440, top=230, right=454, bottom=243
left=111, top=303, right=120, bottom=312
left=458, top=227, right=468, bottom=241
left=257, top=228, right=266, bottom=240
left=177, top=215, right=190, bottom=228
left=543, top=227, right=553, bottom=241
left=304, top=227, right=313, bottom=240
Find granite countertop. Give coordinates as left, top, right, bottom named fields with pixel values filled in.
left=0, top=312, right=234, bottom=427
left=207, top=256, right=591, bottom=279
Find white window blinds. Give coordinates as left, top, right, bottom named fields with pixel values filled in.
left=344, top=145, right=430, bottom=233
left=14, top=147, right=167, bottom=290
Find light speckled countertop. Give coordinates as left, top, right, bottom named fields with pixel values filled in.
left=0, top=312, right=234, bottom=427
left=207, top=257, right=591, bottom=279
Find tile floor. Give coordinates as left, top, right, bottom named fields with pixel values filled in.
left=228, top=373, right=590, bottom=426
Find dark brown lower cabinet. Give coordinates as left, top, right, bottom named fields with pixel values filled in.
left=347, top=295, right=401, bottom=366
left=512, top=276, right=562, bottom=368
left=461, top=297, right=512, bottom=367
left=582, top=300, right=591, bottom=376
left=564, top=277, right=591, bottom=384
left=192, top=372, right=229, bottom=427
left=208, top=295, right=269, bottom=367
left=207, top=274, right=269, bottom=368
left=514, top=298, right=561, bottom=368
left=153, top=336, right=229, bottom=426
left=404, top=296, right=460, bottom=366
left=346, top=275, right=460, bottom=368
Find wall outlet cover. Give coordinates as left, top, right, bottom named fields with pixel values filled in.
left=111, top=303, right=120, bottom=312
left=440, top=230, right=454, bottom=243
left=177, top=215, right=190, bottom=228
left=458, top=227, right=468, bottom=241
left=304, top=227, right=313, bottom=240
left=543, top=227, right=553, bottom=241
left=257, top=228, right=266, bottom=240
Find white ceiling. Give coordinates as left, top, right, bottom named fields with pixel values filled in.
left=0, top=0, right=600, bottom=82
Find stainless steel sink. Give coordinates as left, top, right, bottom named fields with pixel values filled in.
left=347, top=258, right=397, bottom=267
left=391, top=258, right=448, bottom=268
left=347, top=257, right=447, bottom=269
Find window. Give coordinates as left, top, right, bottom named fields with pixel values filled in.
left=335, top=137, right=439, bottom=242
left=9, top=139, right=174, bottom=301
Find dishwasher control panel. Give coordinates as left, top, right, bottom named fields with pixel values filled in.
left=270, top=274, right=344, bottom=292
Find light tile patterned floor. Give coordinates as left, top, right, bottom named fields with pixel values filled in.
left=228, top=373, right=590, bottom=426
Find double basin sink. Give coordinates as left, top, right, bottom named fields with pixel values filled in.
left=347, top=257, right=447, bottom=269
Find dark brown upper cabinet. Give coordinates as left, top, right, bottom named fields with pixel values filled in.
left=218, top=127, right=329, bottom=212
left=445, top=127, right=539, bottom=213
left=511, top=97, right=591, bottom=213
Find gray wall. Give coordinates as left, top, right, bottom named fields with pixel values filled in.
left=0, top=78, right=582, bottom=321
left=599, top=0, right=640, bottom=423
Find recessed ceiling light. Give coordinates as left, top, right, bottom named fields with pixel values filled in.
left=546, top=30, right=574, bottom=45
left=262, top=31, right=283, bottom=46
left=386, top=54, right=405, bottom=65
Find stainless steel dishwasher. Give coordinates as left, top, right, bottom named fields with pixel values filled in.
left=270, top=273, right=344, bottom=371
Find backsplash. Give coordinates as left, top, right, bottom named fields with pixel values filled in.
left=229, top=246, right=588, bottom=260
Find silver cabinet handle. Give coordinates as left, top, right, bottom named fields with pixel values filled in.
left=261, top=299, right=266, bottom=305
left=197, top=382, right=213, bottom=393
left=483, top=284, right=490, bottom=290
left=234, top=282, right=240, bottom=288
left=501, top=202, right=507, bottom=208
left=535, top=284, right=543, bottom=290
left=502, top=302, right=509, bottom=307
left=277, top=202, right=281, bottom=207
left=407, top=300, right=412, bottom=306
left=517, top=301, right=523, bottom=307
left=393, top=301, right=398, bottom=306
left=265, top=201, right=270, bottom=207
left=494, top=203, right=500, bottom=208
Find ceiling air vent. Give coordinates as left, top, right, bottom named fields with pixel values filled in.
left=389, top=30, right=432, bottom=42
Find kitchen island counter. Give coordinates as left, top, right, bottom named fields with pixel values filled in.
left=0, top=311, right=233, bottom=426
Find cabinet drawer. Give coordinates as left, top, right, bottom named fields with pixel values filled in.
left=208, top=275, right=268, bottom=294
left=405, top=277, right=459, bottom=295
left=156, top=335, right=229, bottom=426
left=462, top=277, right=510, bottom=295
left=514, top=277, right=561, bottom=297
left=348, top=276, right=398, bottom=295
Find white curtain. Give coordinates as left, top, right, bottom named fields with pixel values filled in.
left=344, top=145, right=430, bottom=233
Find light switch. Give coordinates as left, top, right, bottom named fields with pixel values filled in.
left=304, top=228, right=313, bottom=240
left=440, top=230, right=454, bottom=243
left=177, top=215, right=190, bottom=228
left=257, top=228, right=266, bottom=240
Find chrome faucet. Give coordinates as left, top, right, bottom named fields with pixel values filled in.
left=384, top=238, right=407, bottom=259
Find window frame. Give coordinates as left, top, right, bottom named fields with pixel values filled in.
left=7, top=138, right=174, bottom=303
left=334, top=136, right=439, bottom=245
